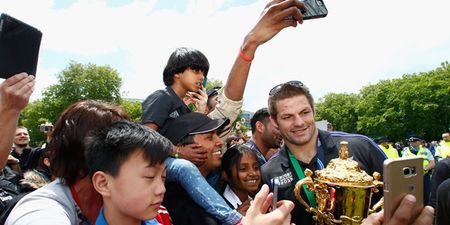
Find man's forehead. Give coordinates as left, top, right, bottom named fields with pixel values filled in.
left=194, top=130, right=217, bottom=137
left=275, top=95, right=312, bottom=113
left=16, top=128, right=28, bottom=133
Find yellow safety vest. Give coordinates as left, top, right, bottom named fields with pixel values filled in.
left=435, top=141, right=450, bottom=160
left=402, top=146, right=430, bottom=171
left=379, top=144, right=399, bottom=159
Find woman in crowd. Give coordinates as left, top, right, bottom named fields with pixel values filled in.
left=221, top=145, right=261, bottom=216
left=6, top=100, right=129, bottom=225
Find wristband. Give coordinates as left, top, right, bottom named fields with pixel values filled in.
left=239, top=48, right=254, bottom=63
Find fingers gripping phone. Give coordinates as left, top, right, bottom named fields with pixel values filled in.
left=383, top=157, right=423, bottom=223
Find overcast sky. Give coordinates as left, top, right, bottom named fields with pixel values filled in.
left=2, top=0, right=449, bottom=112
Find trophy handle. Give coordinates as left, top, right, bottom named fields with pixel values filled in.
left=369, top=197, right=384, bottom=214
left=369, top=172, right=384, bottom=214
left=294, top=176, right=315, bottom=212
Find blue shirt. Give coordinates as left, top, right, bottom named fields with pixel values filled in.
left=96, top=208, right=160, bottom=225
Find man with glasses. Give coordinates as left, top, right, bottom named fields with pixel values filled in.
left=261, top=81, right=387, bottom=225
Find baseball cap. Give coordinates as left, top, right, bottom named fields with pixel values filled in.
left=163, top=112, right=229, bottom=144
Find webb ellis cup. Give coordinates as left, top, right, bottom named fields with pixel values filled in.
left=294, top=141, right=383, bottom=225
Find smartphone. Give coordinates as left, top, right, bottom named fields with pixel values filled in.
left=271, top=177, right=279, bottom=211
left=302, top=0, right=328, bottom=20
left=0, top=13, right=42, bottom=79
left=383, top=157, right=423, bottom=223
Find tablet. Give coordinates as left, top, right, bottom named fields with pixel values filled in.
left=0, top=13, right=42, bottom=79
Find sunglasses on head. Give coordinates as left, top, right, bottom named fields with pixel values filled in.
left=269, top=80, right=304, bottom=96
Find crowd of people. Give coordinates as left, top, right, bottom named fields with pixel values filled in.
left=0, top=0, right=447, bottom=225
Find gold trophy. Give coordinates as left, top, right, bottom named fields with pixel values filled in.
left=294, top=141, right=383, bottom=225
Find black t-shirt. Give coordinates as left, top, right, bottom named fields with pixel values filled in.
left=141, top=86, right=191, bottom=134
left=10, top=147, right=45, bottom=172
left=430, top=158, right=450, bottom=208
left=436, top=178, right=450, bottom=225
left=163, top=182, right=219, bottom=225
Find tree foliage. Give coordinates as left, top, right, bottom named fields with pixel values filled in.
left=316, top=62, right=450, bottom=142
left=315, top=93, right=360, bottom=133
left=120, top=99, right=142, bottom=123
left=21, top=62, right=123, bottom=146
left=205, top=78, right=223, bottom=90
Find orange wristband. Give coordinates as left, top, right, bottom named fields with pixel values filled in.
left=239, top=48, right=254, bottom=63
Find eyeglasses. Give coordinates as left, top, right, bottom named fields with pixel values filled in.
left=269, top=80, right=304, bottom=96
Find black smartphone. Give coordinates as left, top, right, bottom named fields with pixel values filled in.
left=271, top=177, right=279, bottom=211
left=302, top=0, right=328, bottom=20
left=0, top=13, right=42, bottom=79
left=383, top=157, right=423, bottom=223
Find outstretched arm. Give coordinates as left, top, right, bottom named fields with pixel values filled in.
left=224, top=0, right=306, bottom=101
left=0, top=73, right=35, bottom=169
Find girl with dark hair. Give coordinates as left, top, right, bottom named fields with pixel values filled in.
left=221, top=145, right=261, bottom=216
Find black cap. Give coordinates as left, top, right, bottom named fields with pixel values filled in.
left=163, top=112, right=229, bottom=144
left=408, top=134, right=423, bottom=142
left=377, top=136, right=390, bottom=144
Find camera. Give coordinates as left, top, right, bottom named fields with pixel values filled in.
left=39, top=124, right=53, bottom=133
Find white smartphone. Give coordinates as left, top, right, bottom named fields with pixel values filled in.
left=383, top=157, right=423, bottom=223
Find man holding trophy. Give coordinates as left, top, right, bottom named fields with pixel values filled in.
left=261, top=81, right=433, bottom=225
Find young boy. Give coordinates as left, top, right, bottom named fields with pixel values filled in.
left=86, top=121, right=172, bottom=225
left=141, top=47, right=209, bottom=134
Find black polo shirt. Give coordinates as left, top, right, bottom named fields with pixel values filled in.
left=261, top=130, right=386, bottom=225
left=141, top=86, right=191, bottom=134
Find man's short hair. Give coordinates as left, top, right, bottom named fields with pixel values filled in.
left=86, top=121, right=172, bottom=177
left=268, top=82, right=315, bottom=118
left=250, top=107, right=270, bottom=134
left=163, top=47, right=209, bottom=86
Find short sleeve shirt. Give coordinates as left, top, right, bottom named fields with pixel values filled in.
left=141, top=87, right=191, bottom=134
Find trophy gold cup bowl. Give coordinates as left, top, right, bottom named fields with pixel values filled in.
left=294, top=141, right=383, bottom=225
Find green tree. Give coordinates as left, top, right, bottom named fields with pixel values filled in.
left=315, top=93, right=360, bottom=133
left=120, top=99, right=142, bottom=123
left=357, top=62, right=450, bottom=141
left=21, top=62, right=123, bottom=146
left=205, top=78, right=223, bottom=90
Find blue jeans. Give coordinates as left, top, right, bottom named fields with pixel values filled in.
left=165, top=157, right=242, bottom=225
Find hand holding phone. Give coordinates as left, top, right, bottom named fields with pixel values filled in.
left=285, top=0, right=328, bottom=21
left=383, top=157, right=424, bottom=223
